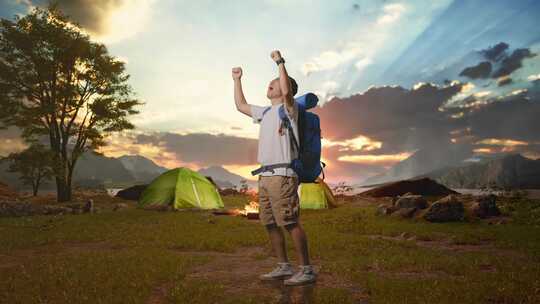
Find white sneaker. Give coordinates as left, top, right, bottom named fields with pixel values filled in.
left=284, top=265, right=317, bottom=286
left=259, top=262, right=294, bottom=281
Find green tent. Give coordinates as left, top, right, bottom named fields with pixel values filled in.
left=299, top=180, right=336, bottom=209
left=139, top=168, right=224, bottom=209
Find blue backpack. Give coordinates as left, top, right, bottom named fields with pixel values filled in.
left=251, top=93, right=325, bottom=183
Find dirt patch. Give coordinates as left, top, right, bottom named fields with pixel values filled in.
left=158, top=246, right=369, bottom=304
left=147, top=281, right=174, bottom=304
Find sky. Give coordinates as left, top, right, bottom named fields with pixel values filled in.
left=1, top=0, right=540, bottom=184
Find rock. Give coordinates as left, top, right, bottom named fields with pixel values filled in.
left=43, top=205, right=71, bottom=215
left=0, top=201, right=71, bottom=217
left=423, top=195, right=464, bottom=222
left=83, top=199, right=94, bottom=213
left=471, top=195, right=500, bottom=218
left=395, top=195, right=428, bottom=209
left=376, top=204, right=396, bottom=216
left=391, top=207, right=417, bottom=218
left=113, top=203, right=129, bottom=211
left=0, top=201, right=31, bottom=217
left=400, top=232, right=412, bottom=239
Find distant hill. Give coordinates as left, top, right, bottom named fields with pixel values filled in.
left=73, top=152, right=136, bottom=186
left=0, top=152, right=168, bottom=190
left=363, top=145, right=472, bottom=185
left=197, top=166, right=256, bottom=189
left=360, top=177, right=457, bottom=197
left=424, top=154, right=540, bottom=189
left=118, top=155, right=168, bottom=182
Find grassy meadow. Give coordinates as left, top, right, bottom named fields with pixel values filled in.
left=0, top=193, right=539, bottom=303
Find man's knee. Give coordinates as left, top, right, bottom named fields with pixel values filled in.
left=284, top=222, right=299, bottom=232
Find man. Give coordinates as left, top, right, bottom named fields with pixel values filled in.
left=231, top=50, right=316, bottom=285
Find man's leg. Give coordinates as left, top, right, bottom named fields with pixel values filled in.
left=259, top=176, right=294, bottom=281
left=275, top=176, right=316, bottom=285
left=285, top=223, right=310, bottom=266
left=265, top=224, right=288, bottom=263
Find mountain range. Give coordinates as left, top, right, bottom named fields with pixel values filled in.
left=0, top=152, right=168, bottom=190
left=363, top=152, right=540, bottom=190
left=362, top=145, right=473, bottom=186
left=197, top=165, right=257, bottom=189
left=424, top=154, right=540, bottom=189
left=0, top=151, right=256, bottom=191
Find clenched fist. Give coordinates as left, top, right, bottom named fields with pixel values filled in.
left=270, top=50, right=282, bottom=62
left=232, top=67, right=242, bottom=80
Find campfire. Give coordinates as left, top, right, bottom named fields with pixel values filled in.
left=213, top=201, right=260, bottom=219
left=236, top=201, right=260, bottom=219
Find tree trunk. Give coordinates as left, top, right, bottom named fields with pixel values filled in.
left=56, top=176, right=70, bottom=202
left=55, top=163, right=72, bottom=202
left=33, top=175, right=41, bottom=197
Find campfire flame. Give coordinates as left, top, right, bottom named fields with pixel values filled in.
left=228, top=201, right=259, bottom=217
left=238, top=201, right=259, bottom=216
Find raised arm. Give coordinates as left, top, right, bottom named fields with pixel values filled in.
left=232, top=67, right=252, bottom=117
left=271, top=50, right=294, bottom=114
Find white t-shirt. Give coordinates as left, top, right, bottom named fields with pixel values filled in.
left=251, top=102, right=299, bottom=177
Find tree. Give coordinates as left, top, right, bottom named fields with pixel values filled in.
left=3, top=144, right=54, bottom=196
left=0, top=5, right=141, bottom=201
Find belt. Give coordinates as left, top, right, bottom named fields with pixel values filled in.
left=251, top=163, right=291, bottom=176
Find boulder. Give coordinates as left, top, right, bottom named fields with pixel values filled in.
left=83, top=199, right=94, bottom=213
left=470, top=195, right=500, bottom=218
left=395, top=195, right=428, bottom=209
left=376, top=204, right=396, bottom=216
left=0, top=201, right=71, bottom=217
left=423, top=195, right=464, bottom=222
left=391, top=207, right=417, bottom=219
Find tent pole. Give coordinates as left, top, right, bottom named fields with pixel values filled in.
left=191, top=178, right=202, bottom=207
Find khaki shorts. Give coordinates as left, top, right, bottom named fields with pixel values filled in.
left=258, top=175, right=300, bottom=227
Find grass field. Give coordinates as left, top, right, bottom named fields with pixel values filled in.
left=1, top=193, right=539, bottom=303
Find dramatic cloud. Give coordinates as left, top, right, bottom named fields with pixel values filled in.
left=462, top=92, right=540, bottom=143
left=492, top=48, right=536, bottom=78
left=309, top=79, right=540, bottom=181
left=481, top=42, right=509, bottom=62
left=134, top=132, right=259, bottom=167
left=314, top=82, right=465, bottom=152
left=459, top=43, right=535, bottom=81
left=497, top=76, right=512, bottom=87
left=459, top=61, right=492, bottom=79
left=28, top=0, right=155, bottom=42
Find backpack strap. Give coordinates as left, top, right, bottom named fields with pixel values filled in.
left=278, top=104, right=300, bottom=153
left=320, top=161, right=326, bottom=180
left=254, top=106, right=272, bottom=123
